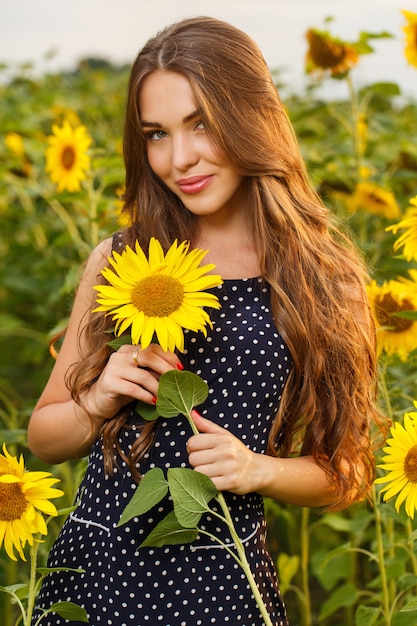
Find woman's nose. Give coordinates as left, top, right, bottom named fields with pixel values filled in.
left=171, top=133, right=199, bottom=170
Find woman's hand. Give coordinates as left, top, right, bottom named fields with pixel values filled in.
left=83, top=344, right=183, bottom=421
left=186, top=411, right=257, bottom=495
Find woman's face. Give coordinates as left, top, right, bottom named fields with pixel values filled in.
left=139, top=70, right=244, bottom=221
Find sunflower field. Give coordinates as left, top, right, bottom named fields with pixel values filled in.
left=1, top=11, right=417, bottom=626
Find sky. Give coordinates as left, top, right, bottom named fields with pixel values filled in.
left=1, top=0, right=416, bottom=100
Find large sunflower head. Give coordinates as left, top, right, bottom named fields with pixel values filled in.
left=0, top=444, right=64, bottom=561
left=402, top=10, right=417, bottom=69
left=386, top=196, right=417, bottom=262
left=367, top=278, right=417, bottom=361
left=45, top=120, right=92, bottom=193
left=305, top=28, right=359, bottom=77
left=345, top=182, right=400, bottom=220
left=375, top=407, right=417, bottom=518
left=94, top=238, right=223, bottom=352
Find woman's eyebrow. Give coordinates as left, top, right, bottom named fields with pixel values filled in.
left=141, top=109, right=201, bottom=128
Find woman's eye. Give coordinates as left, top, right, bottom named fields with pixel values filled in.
left=146, top=130, right=167, bottom=141
left=195, top=121, right=205, bottom=131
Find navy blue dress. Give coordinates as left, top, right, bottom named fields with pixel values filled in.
left=33, top=277, right=292, bottom=625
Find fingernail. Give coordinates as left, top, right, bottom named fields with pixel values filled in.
left=191, top=409, right=202, bottom=418
left=176, top=361, right=184, bottom=371
left=152, top=396, right=157, bottom=404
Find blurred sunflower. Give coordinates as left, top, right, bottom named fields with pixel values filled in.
left=5, top=132, right=25, bottom=157
left=46, top=120, right=92, bottom=192
left=345, top=182, right=400, bottom=220
left=94, top=238, right=223, bottom=352
left=367, top=279, right=417, bottom=360
left=306, top=28, right=359, bottom=76
left=386, top=196, right=417, bottom=262
left=402, top=10, right=417, bottom=69
left=0, top=444, right=63, bottom=561
left=115, top=186, right=132, bottom=228
left=5, top=131, right=32, bottom=177
left=375, top=407, right=417, bottom=519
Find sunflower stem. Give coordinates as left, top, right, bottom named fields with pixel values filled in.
left=299, top=507, right=312, bottom=626
left=186, top=410, right=274, bottom=626
left=346, top=72, right=362, bottom=179
left=373, top=486, right=391, bottom=626
left=406, top=518, right=417, bottom=576
left=24, top=538, right=40, bottom=626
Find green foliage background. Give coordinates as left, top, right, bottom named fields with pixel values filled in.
left=1, top=33, right=417, bottom=626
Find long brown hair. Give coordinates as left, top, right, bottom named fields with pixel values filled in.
left=69, top=16, right=383, bottom=510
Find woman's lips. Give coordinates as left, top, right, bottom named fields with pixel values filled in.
left=176, top=175, right=213, bottom=194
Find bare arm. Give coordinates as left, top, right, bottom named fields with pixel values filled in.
left=27, top=238, right=179, bottom=465
left=188, top=412, right=336, bottom=507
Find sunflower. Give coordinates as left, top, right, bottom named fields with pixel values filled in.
left=305, top=29, right=359, bottom=77
left=375, top=407, right=417, bottom=519
left=367, top=279, right=417, bottom=360
left=402, top=10, right=417, bottom=69
left=345, top=182, right=400, bottom=220
left=386, top=196, right=417, bottom=262
left=5, top=132, right=25, bottom=157
left=0, top=444, right=64, bottom=561
left=46, top=120, right=92, bottom=192
left=94, top=238, right=223, bottom=352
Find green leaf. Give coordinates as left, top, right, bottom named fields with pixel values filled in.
left=156, top=370, right=208, bottom=418
left=319, top=582, right=359, bottom=620
left=395, top=310, right=417, bottom=321
left=56, top=503, right=80, bottom=517
left=355, top=606, right=381, bottom=626
left=0, top=429, right=27, bottom=446
left=36, top=567, right=86, bottom=576
left=168, top=468, right=218, bottom=527
left=276, top=553, right=300, bottom=594
left=401, top=598, right=417, bottom=612
left=46, top=601, right=89, bottom=622
left=359, top=82, right=401, bottom=98
left=135, top=400, right=160, bottom=422
left=139, top=510, right=199, bottom=548
left=117, top=468, right=168, bottom=526
left=106, top=335, right=132, bottom=350
left=0, top=583, right=27, bottom=595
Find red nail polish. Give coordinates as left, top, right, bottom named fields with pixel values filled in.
left=152, top=396, right=157, bottom=404
left=177, top=362, right=184, bottom=371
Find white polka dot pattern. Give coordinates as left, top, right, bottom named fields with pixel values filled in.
left=33, top=278, right=292, bottom=625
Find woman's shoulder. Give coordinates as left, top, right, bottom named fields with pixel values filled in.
left=78, top=237, right=113, bottom=291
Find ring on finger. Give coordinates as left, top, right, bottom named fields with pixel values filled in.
left=132, top=349, right=141, bottom=366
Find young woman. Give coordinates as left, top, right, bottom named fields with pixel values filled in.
left=29, top=16, right=381, bottom=626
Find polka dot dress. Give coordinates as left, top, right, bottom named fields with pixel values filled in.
left=33, top=278, right=292, bottom=626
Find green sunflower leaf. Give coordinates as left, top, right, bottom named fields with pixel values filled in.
left=168, top=467, right=218, bottom=528
left=117, top=467, right=168, bottom=526
left=135, top=400, right=160, bottom=421
left=106, top=335, right=133, bottom=350
left=36, top=567, right=85, bottom=576
left=138, top=510, right=199, bottom=548
left=394, top=310, right=417, bottom=320
left=156, top=370, right=208, bottom=418
left=45, top=601, right=89, bottom=622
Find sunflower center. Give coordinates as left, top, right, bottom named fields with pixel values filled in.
left=375, top=293, right=414, bottom=333
left=0, top=481, right=28, bottom=521
left=131, top=275, right=184, bottom=317
left=61, top=146, right=76, bottom=170
left=404, top=445, right=417, bottom=483
left=309, top=32, right=346, bottom=68
left=367, top=191, right=389, bottom=207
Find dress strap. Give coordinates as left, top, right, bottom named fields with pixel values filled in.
left=112, top=231, right=124, bottom=253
